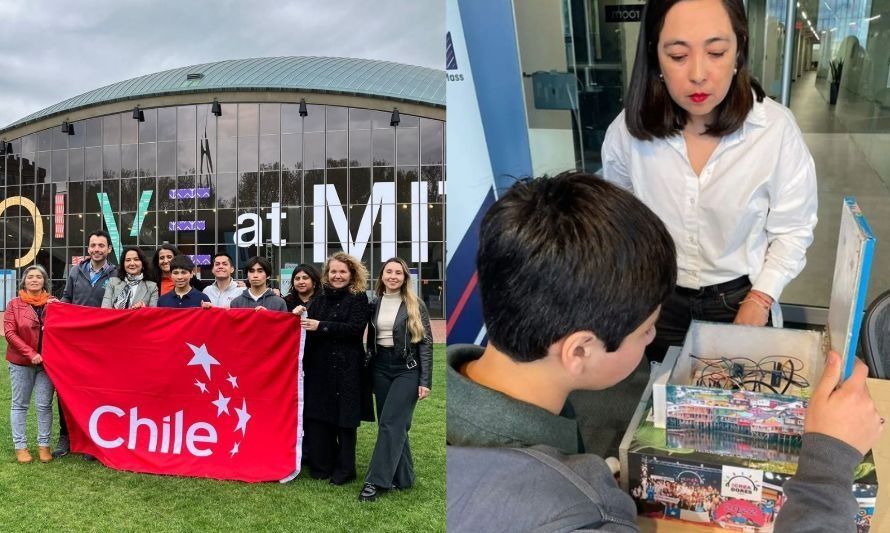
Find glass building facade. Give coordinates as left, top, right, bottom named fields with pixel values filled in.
left=0, top=102, right=446, bottom=317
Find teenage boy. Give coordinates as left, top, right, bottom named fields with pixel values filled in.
left=157, top=255, right=211, bottom=308
left=202, top=252, right=243, bottom=308
left=54, top=229, right=118, bottom=458
left=230, top=256, right=287, bottom=311
left=446, top=172, right=884, bottom=532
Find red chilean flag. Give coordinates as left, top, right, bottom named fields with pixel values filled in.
left=42, top=303, right=302, bottom=483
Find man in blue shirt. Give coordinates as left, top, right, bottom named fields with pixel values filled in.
left=158, top=255, right=211, bottom=308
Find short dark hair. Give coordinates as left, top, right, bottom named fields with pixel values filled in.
left=117, top=246, right=153, bottom=281
left=625, top=0, right=765, bottom=140
left=244, top=256, right=272, bottom=279
left=212, top=252, right=235, bottom=267
left=477, top=171, right=676, bottom=361
left=169, top=254, right=195, bottom=273
left=88, top=230, right=112, bottom=247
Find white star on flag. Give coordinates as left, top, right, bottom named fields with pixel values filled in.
left=230, top=441, right=240, bottom=457
left=194, top=379, right=208, bottom=394
left=212, top=390, right=231, bottom=417
left=187, top=343, right=220, bottom=380
left=234, top=399, right=251, bottom=436
left=227, top=373, right=239, bottom=389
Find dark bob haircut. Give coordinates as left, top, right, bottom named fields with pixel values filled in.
left=284, top=264, right=322, bottom=303
left=477, top=171, right=676, bottom=362
left=244, top=256, right=273, bottom=279
left=625, top=0, right=765, bottom=140
left=116, top=246, right=153, bottom=281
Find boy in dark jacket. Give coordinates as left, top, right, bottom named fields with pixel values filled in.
left=229, top=256, right=287, bottom=312
left=446, top=172, right=884, bottom=532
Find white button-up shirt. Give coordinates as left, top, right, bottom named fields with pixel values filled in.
left=202, top=279, right=243, bottom=308
left=602, top=97, right=817, bottom=301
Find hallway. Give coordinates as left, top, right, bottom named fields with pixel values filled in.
left=781, top=70, right=890, bottom=308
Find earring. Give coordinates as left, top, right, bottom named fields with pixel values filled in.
left=733, top=68, right=738, bottom=75
left=658, top=73, right=664, bottom=81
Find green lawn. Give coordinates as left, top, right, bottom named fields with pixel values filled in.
left=0, top=341, right=446, bottom=532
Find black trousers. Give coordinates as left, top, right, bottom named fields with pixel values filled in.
left=646, top=276, right=752, bottom=363
left=303, top=418, right=357, bottom=484
left=364, top=346, right=420, bottom=489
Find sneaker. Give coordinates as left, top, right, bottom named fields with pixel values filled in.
left=38, top=446, right=53, bottom=463
left=52, top=435, right=70, bottom=458
left=358, top=482, right=380, bottom=502
left=15, top=448, right=32, bottom=464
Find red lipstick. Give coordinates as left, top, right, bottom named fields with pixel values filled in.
left=690, top=93, right=709, bottom=103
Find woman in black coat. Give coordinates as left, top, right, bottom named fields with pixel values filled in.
left=359, top=257, right=433, bottom=502
left=300, top=252, right=371, bottom=485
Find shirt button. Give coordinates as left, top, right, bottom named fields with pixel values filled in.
left=688, top=236, right=695, bottom=243
left=689, top=198, right=696, bottom=206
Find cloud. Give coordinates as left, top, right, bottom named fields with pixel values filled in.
left=0, top=0, right=443, bottom=128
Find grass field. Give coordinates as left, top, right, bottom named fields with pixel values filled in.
left=0, top=341, right=446, bottom=532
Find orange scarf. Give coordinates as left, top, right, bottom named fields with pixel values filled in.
left=19, top=290, right=49, bottom=307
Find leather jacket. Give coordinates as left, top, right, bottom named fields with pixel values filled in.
left=367, top=297, right=434, bottom=389
left=4, top=297, right=44, bottom=366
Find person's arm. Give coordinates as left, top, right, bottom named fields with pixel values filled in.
left=4, top=304, right=37, bottom=361
left=774, top=352, right=883, bottom=532
left=147, top=283, right=159, bottom=307
left=600, top=113, right=633, bottom=191
left=101, top=281, right=115, bottom=308
left=418, top=300, right=434, bottom=392
left=751, top=120, right=818, bottom=303
left=61, top=266, right=75, bottom=303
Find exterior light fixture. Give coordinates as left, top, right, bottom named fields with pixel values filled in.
left=211, top=99, right=222, bottom=117
left=299, top=99, right=308, bottom=117
left=390, top=108, right=400, bottom=127
left=68, top=123, right=75, bottom=135
left=132, top=106, right=145, bottom=122
left=61, top=121, right=70, bottom=134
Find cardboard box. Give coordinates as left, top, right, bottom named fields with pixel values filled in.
left=657, top=198, right=875, bottom=467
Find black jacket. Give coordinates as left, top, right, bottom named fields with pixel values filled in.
left=303, top=286, right=372, bottom=428
left=367, top=297, right=434, bottom=389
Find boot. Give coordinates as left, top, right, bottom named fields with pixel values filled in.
left=52, top=435, right=69, bottom=458
left=15, top=448, right=32, bottom=464
left=38, top=446, right=53, bottom=463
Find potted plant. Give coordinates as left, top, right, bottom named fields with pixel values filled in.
left=829, top=59, right=844, bottom=105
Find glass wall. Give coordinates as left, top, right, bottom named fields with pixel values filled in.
left=0, top=102, right=446, bottom=317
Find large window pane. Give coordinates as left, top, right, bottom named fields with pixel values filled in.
left=349, top=108, right=371, bottom=130
left=420, top=119, right=444, bottom=164
left=372, top=129, right=394, bottom=166
left=260, top=135, right=280, bottom=171
left=158, top=107, right=176, bottom=142
left=68, top=148, right=84, bottom=181
left=85, top=147, right=102, bottom=180
left=157, top=141, right=175, bottom=176
left=121, top=144, right=137, bottom=178
left=217, top=138, right=237, bottom=173
left=326, top=106, right=347, bottom=131
left=282, top=104, right=303, bottom=134
left=178, top=140, right=197, bottom=175
left=326, top=131, right=347, bottom=168
left=51, top=150, right=67, bottom=182
left=304, top=105, right=325, bottom=132
left=177, top=105, right=196, bottom=140
left=238, top=104, right=259, bottom=137
left=304, top=132, right=325, bottom=169
left=218, top=104, right=237, bottom=138
left=397, top=127, right=419, bottom=166
left=85, top=118, right=102, bottom=147
left=238, top=137, right=258, bottom=173
left=217, top=173, right=237, bottom=208
left=349, top=130, right=370, bottom=167
left=260, top=171, right=281, bottom=206
left=103, top=146, right=120, bottom=179
left=138, top=108, right=157, bottom=143
left=103, top=115, right=121, bottom=146
left=282, top=170, right=302, bottom=206
left=260, top=104, right=281, bottom=135
left=281, top=133, right=303, bottom=171
left=121, top=112, right=138, bottom=145
left=138, top=143, right=156, bottom=177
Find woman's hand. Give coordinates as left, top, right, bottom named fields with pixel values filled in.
left=47, top=297, right=59, bottom=304
left=131, top=301, right=146, bottom=309
left=292, top=305, right=306, bottom=316
left=201, top=301, right=213, bottom=309
left=31, top=354, right=43, bottom=364
left=418, top=386, right=430, bottom=400
left=733, top=290, right=772, bottom=326
left=302, top=318, right=319, bottom=331
left=254, top=306, right=267, bottom=312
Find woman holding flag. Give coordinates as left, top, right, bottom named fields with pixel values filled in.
left=5, top=265, right=57, bottom=463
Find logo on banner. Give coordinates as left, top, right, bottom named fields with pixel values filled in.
left=445, top=31, right=464, bottom=82
left=88, top=342, right=251, bottom=458
left=721, top=466, right=764, bottom=502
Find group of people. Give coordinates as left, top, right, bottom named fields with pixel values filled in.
left=5, top=229, right=434, bottom=503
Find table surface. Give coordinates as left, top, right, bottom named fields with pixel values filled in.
left=638, top=378, right=890, bottom=533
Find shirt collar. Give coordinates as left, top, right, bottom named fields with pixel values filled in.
left=446, top=344, right=580, bottom=454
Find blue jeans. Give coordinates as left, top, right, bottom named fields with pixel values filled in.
left=8, top=363, right=55, bottom=449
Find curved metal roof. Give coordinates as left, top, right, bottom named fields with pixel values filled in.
left=4, top=56, right=444, bottom=131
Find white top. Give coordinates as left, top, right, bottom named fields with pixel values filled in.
left=376, top=293, right=402, bottom=347
left=202, top=279, right=243, bottom=308
left=601, top=97, right=818, bottom=301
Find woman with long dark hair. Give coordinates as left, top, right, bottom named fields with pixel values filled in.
left=301, top=252, right=371, bottom=485
left=284, top=264, right=322, bottom=314
left=601, top=0, right=817, bottom=362
left=152, top=244, right=180, bottom=296
left=102, top=246, right=159, bottom=309
left=359, top=257, right=433, bottom=502
left=5, top=265, right=57, bottom=463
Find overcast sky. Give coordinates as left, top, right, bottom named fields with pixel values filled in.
left=0, top=0, right=443, bottom=128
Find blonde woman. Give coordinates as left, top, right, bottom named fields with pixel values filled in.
left=301, top=252, right=371, bottom=485
left=359, top=257, right=433, bottom=502
left=5, top=265, right=57, bottom=463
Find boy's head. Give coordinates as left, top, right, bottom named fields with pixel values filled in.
left=169, top=255, right=195, bottom=290
left=245, top=256, right=272, bottom=289
left=477, top=171, right=676, bottom=387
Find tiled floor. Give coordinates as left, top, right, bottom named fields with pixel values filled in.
left=781, top=71, right=890, bottom=308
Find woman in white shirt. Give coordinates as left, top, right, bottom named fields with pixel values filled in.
left=602, top=0, right=817, bottom=361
